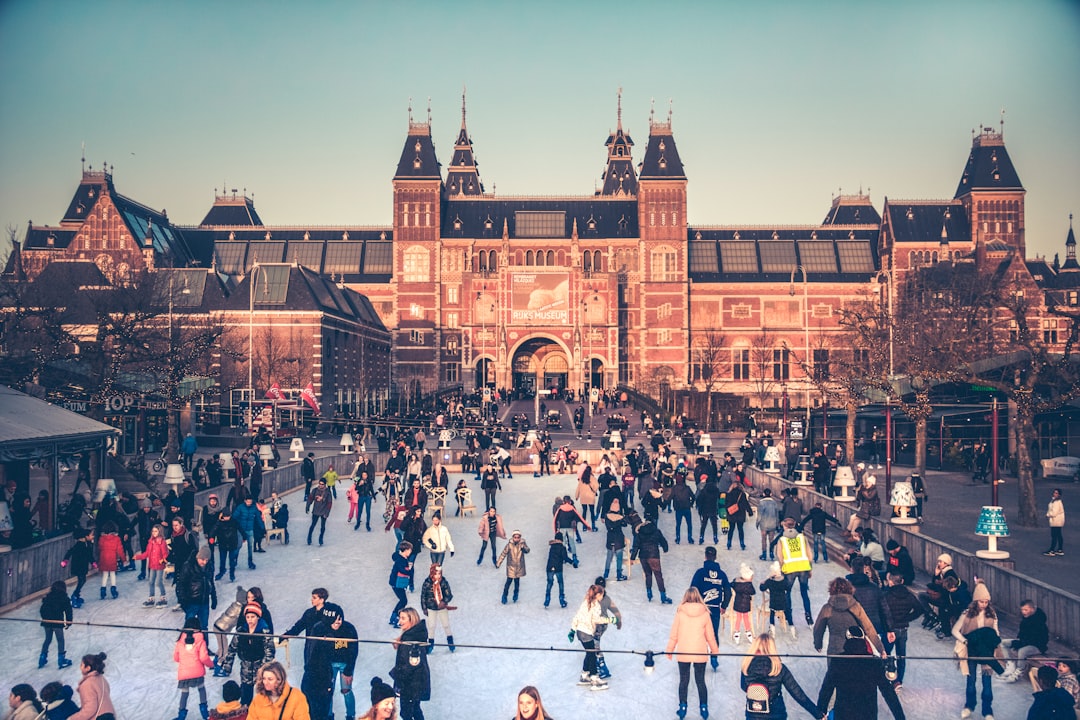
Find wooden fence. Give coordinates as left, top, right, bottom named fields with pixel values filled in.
left=747, top=466, right=1080, bottom=651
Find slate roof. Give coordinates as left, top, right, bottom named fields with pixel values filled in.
left=445, top=117, right=484, bottom=197
left=686, top=226, right=880, bottom=282
left=883, top=201, right=971, bottom=244
left=19, top=226, right=78, bottom=251
left=822, top=196, right=881, bottom=225
left=954, top=128, right=1024, bottom=197
left=639, top=125, right=686, bottom=179
left=600, top=124, right=638, bottom=196
left=0, top=385, right=117, bottom=449
left=199, top=196, right=263, bottom=226
left=441, top=198, right=639, bottom=240
left=146, top=268, right=228, bottom=312
left=395, top=125, right=442, bottom=180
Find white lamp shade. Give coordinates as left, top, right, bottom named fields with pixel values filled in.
left=889, top=480, right=917, bottom=507
left=289, top=438, right=305, bottom=453
left=833, top=465, right=856, bottom=487
left=0, top=501, right=11, bottom=532
left=163, top=464, right=186, bottom=486
left=258, top=444, right=274, bottom=460
left=340, top=433, right=354, bottom=453
left=698, top=434, right=712, bottom=448
left=764, top=445, right=781, bottom=462
left=93, top=478, right=118, bottom=502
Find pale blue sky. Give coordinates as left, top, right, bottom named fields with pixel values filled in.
left=1, top=0, right=1077, bottom=261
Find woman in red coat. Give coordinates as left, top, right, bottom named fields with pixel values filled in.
left=96, top=521, right=127, bottom=600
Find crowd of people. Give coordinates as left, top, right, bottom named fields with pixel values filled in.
left=6, top=424, right=1078, bottom=720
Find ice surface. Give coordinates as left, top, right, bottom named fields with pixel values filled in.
left=0, top=472, right=1034, bottom=719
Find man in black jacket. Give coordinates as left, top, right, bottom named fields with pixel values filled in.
left=817, top=626, right=905, bottom=720
left=302, top=453, right=316, bottom=507
left=796, top=502, right=841, bottom=563
left=301, top=608, right=339, bottom=720
left=176, top=545, right=217, bottom=631
left=328, top=612, right=359, bottom=720
left=884, top=540, right=915, bottom=587
left=882, top=571, right=923, bottom=691
left=1005, top=599, right=1050, bottom=681
left=283, top=588, right=346, bottom=643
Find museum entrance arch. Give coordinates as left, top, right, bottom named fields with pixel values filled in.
left=512, top=337, right=569, bottom=399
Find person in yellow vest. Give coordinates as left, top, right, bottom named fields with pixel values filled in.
left=769, top=516, right=814, bottom=625
left=322, top=466, right=339, bottom=499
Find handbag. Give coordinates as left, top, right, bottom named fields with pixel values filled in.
left=394, top=573, right=410, bottom=589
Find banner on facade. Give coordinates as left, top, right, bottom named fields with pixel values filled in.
left=510, top=272, right=569, bottom=323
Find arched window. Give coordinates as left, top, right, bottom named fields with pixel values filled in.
left=546, top=250, right=555, bottom=265
left=526, top=250, right=535, bottom=266
left=488, top=250, right=498, bottom=270
left=583, top=252, right=592, bottom=272
left=403, top=245, right=430, bottom=282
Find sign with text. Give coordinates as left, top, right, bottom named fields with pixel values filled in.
left=510, top=272, right=569, bottom=324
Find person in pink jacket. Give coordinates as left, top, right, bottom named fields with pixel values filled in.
left=133, top=522, right=169, bottom=607
left=666, top=587, right=719, bottom=720
left=69, top=652, right=117, bottom=720
left=173, top=617, right=215, bottom=720
left=95, top=522, right=127, bottom=600
left=346, top=481, right=360, bottom=524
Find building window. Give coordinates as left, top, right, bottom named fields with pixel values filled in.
left=658, top=303, right=672, bottom=321
left=733, top=349, right=750, bottom=380
left=515, top=211, right=565, bottom=238
left=446, top=286, right=459, bottom=305
left=409, top=303, right=423, bottom=318
left=446, top=311, right=459, bottom=329
left=403, top=246, right=430, bottom=282
left=1008, top=320, right=1018, bottom=342
left=651, top=246, right=678, bottom=281
left=657, top=329, right=672, bottom=345
left=812, top=349, right=829, bottom=380
left=409, top=329, right=425, bottom=344
left=1043, top=319, right=1058, bottom=345
left=772, top=348, right=790, bottom=381
left=445, top=338, right=459, bottom=355
left=1069, top=291, right=1078, bottom=306
left=853, top=348, right=870, bottom=373
left=444, top=364, right=459, bottom=383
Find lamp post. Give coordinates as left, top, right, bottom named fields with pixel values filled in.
left=877, top=268, right=895, bottom=498
left=789, top=266, right=811, bottom=442
left=166, top=274, right=190, bottom=462
left=247, top=262, right=266, bottom=432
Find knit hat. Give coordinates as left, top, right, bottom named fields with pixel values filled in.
left=511, top=530, right=522, bottom=538
left=222, top=680, right=241, bottom=703
left=196, top=546, right=211, bottom=562
left=243, top=603, right=262, bottom=617
left=138, top=498, right=151, bottom=509
left=937, top=553, right=953, bottom=566
left=370, top=676, right=397, bottom=705
left=769, top=561, right=782, bottom=578
left=972, top=582, right=991, bottom=603
left=738, top=562, right=753, bottom=580
left=886, top=539, right=900, bottom=551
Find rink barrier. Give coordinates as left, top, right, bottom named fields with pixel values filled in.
left=0, top=454, right=344, bottom=610
left=747, top=466, right=1080, bottom=652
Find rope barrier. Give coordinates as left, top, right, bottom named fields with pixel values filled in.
left=6, top=617, right=1069, bottom=664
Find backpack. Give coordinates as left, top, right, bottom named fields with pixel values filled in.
left=746, top=682, right=771, bottom=714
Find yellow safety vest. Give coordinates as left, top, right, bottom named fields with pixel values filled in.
left=780, top=534, right=812, bottom=574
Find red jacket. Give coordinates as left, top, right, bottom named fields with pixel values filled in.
left=96, top=533, right=126, bottom=572
left=134, top=536, right=168, bottom=570
left=174, top=631, right=214, bottom=680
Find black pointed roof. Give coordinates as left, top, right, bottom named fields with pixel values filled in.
left=394, top=121, right=442, bottom=180
left=445, top=98, right=484, bottom=197
left=199, top=194, right=263, bottom=226
left=1062, top=215, right=1079, bottom=272
left=954, top=127, right=1023, bottom=197
left=600, top=115, right=638, bottom=196
left=883, top=200, right=971, bottom=244
left=639, top=121, right=686, bottom=180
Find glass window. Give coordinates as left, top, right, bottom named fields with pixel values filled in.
left=772, top=348, right=790, bottom=381
left=797, top=241, right=837, bottom=273
left=733, top=348, right=750, bottom=380
left=245, top=242, right=285, bottom=271
left=252, top=264, right=290, bottom=305
left=286, top=242, right=324, bottom=272
left=515, top=211, right=565, bottom=238
left=324, top=242, right=363, bottom=274
left=446, top=286, right=460, bottom=305
left=758, top=241, right=797, bottom=273
left=214, top=242, right=247, bottom=275
left=688, top=241, right=718, bottom=273
left=813, top=349, right=830, bottom=380
left=836, top=241, right=875, bottom=273
left=363, top=242, right=393, bottom=274
left=719, top=242, right=758, bottom=273
left=651, top=246, right=678, bottom=281
left=403, top=246, right=430, bottom=283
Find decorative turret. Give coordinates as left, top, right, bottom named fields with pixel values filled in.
left=445, top=89, right=484, bottom=197
left=637, top=99, right=687, bottom=245
left=954, top=116, right=1026, bottom=258
left=394, top=99, right=442, bottom=181
left=638, top=99, right=686, bottom=181
left=598, top=89, right=638, bottom=197
left=1063, top=214, right=1078, bottom=272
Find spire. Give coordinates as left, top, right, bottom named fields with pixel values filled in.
left=599, top=90, right=637, bottom=196
left=639, top=100, right=686, bottom=180
left=394, top=98, right=441, bottom=180
left=1063, top=213, right=1078, bottom=271
left=445, top=86, right=483, bottom=197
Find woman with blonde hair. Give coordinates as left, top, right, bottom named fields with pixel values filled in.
left=246, top=660, right=309, bottom=720
left=740, top=634, right=823, bottom=719
left=391, top=607, right=430, bottom=720
left=570, top=584, right=611, bottom=691
left=665, top=587, right=718, bottom=719
left=951, top=582, right=1006, bottom=720
left=513, top=685, right=552, bottom=720
left=358, top=676, right=397, bottom=720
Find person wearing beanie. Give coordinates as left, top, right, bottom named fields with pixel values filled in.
left=730, top=563, right=756, bottom=645
left=172, top=617, right=215, bottom=720
left=760, top=560, right=796, bottom=640
left=755, top=486, right=781, bottom=560
left=816, top=625, right=905, bottom=720
left=217, top=601, right=274, bottom=706
left=918, top=553, right=961, bottom=633
left=885, top=539, right=915, bottom=587
left=176, top=543, right=218, bottom=632
left=358, top=677, right=396, bottom=720
left=497, top=530, right=530, bottom=604
left=208, top=680, right=248, bottom=720
left=952, top=581, right=1006, bottom=719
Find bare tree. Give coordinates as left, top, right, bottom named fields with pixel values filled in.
left=690, top=330, right=727, bottom=431
left=747, top=329, right=779, bottom=413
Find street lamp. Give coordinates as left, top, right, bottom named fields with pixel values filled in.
left=877, top=268, right=896, bottom=497
left=248, top=262, right=267, bottom=432
left=789, top=265, right=810, bottom=442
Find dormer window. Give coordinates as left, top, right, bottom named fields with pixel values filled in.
left=484, top=216, right=493, bottom=230
left=413, top=157, right=422, bottom=169
left=906, top=208, right=914, bottom=220
left=617, top=215, right=628, bottom=231
left=453, top=216, right=462, bottom=231
left=695, top=231, right=701, bottom=240
left=658, top=139, right=666, bottom=151
left=733, top=231, right=740, bottom=241
left=587, top=216, right=597, bottom=231
left=264, top=231, right=272, bottom=240
left=414, top=140, right=422, bottom=152
left=811, top=231, right=817, bottom=240
left=993, top=169, right=1001, bottom=181
left=772, top=231, right=779, bottom=240
left=659, top=155, right=667, bottom=169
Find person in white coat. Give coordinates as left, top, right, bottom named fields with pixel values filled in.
left=1044, top=488, right=1065, bottom=556
left=421, top=512, right=455, bottom=565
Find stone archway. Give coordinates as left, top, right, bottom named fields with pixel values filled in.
left=511, top=337, right=570, bottom=398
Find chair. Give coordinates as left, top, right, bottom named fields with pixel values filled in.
left=457, top=487, right=477, bottom=517
left=265, top=527, right=286, bottom=544
left=428, top=487, right=447, bottom=516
